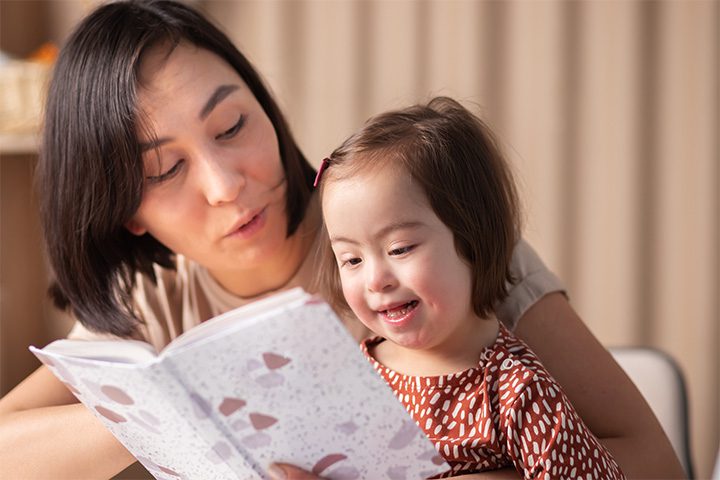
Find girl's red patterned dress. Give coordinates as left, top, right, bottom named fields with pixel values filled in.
left=362, top=325, right=625, bottom=480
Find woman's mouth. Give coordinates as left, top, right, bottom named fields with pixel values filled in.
left=226, top=208, right=266, bottom=239
left=240, top=213, right=260, bottom=230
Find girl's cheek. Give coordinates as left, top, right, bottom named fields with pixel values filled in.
left=342, top=278, right=366, bottom=315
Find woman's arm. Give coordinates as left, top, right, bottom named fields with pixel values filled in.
left=0, top=365, right=135, bottom=479
left=513, top=292, right=686, bottom=479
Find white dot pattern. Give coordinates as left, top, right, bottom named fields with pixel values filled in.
left=362, top=325, right=626, bottom=479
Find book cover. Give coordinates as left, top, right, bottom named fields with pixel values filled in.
left=30, top=288, right=447, bottom=479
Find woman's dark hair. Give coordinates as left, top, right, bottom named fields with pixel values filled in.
left=39, top=0, right=316, bottom=336
left=316, top=96, right=520, bottom=320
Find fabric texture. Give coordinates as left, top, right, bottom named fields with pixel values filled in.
left=361, top=325, right=625, bottom=479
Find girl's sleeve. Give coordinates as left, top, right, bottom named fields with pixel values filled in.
left=501, top=374, right=626, bottom=480
left=495, top=239, right=566, bottom=331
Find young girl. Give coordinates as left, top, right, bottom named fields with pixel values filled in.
left=316, top=97, right=626, bottom=479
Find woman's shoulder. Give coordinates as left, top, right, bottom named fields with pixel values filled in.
left=66, top=256, right=213, bottom=349
left=496, top=239, right=567, bottom=330
left=133, top=255, right=194, bottom=317
left=137, top=255, right=230, bottom=342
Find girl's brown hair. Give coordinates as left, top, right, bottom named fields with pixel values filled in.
left=316, top=97, right=520, bottom=320
left=39, top=0, right=315, bottom=336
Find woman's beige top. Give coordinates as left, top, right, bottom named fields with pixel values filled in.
left=67, top=239, right=564, bottom=351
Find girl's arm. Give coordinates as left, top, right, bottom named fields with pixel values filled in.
left=0, top=365, right=135, bottom=479
left=502, top=368, right=624, bottom=478
left=513, top=292, right=686, bottom=479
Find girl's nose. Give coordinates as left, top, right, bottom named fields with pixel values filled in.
left=366, top=260, right=396, bottom=293
left=201, top=154, right=246, bottom=206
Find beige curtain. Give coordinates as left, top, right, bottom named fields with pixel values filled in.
left=203, top=1, right=719, bottom=476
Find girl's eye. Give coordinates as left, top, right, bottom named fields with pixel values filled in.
left=389, top=245, right=414, bottom=256
left=341, top=257, right=362, bottom=267
left=146, top=159, right=185, bottom=184
left=216, top=115, right=246, bottom=140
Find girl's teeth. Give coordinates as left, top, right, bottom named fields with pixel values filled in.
left=384, top=301, right=417, bottom=319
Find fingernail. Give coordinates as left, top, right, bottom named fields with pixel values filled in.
left=268, top=464, right=287, bottom=479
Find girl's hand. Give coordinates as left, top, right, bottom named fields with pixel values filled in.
left=268, top=463, right=325, bottom=479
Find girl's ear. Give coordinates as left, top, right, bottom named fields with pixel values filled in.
left=125, top=219, right=147, bottom=236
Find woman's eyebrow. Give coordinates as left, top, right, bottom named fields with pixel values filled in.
left=140, top=84, right=242, bottom=152
left=199, top=84, right=240, bottom=120
left=140, top=137, right=170, bottom=153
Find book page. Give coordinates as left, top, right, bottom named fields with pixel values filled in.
left=164, top=297, right=448, bottom=479
left=162, top=287, right=309, bottom=354
left=32, top=338, right=159, bottom=364
left=31, top=288, right=310, bottom=365
left=30, top=349, right=248, bottom=478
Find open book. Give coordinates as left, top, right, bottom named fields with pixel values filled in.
left=31, top=288, right=447, bottom=479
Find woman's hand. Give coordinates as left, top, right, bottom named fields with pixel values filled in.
left=267, top=464, right=520, bottom=479
left=268, top=463, right=324, bottom=479
left=449, top=469, right=519, bottom=479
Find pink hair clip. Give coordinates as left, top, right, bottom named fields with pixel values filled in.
left=313, top=157, right=331, bottom=188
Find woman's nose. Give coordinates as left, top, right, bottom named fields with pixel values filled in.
left=200, top=154, right=246, bottom=206
left=366, top=260, right=396, bottom=293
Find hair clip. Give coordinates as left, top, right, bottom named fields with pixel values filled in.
left=313, top=157, right=331, bottom=188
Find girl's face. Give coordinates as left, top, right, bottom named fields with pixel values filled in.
left=127, top=43, right=291, bottom=293
left=322, top=164, right=481, bottom=356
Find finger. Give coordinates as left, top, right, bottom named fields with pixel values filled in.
left=268, top=462, right=324, bottom=480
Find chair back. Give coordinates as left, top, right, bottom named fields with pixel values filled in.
left=610, top=347, right=694, bottom=478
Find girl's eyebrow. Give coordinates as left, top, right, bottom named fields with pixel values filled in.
left=199, top=84, right=240, bottom=120
left=375, top=221, right=423, bottom=240
left=329, top=221, right=423, bottom=245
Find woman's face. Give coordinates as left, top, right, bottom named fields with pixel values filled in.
left=128, top=43, right=290, bottom=291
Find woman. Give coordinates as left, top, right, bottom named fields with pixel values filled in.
left=0, top=1, right=684, bottom=479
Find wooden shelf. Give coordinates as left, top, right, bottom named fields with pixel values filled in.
left=0, top=132, right=39, bottom=155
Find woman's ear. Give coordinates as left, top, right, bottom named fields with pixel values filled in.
left=125, top=219, right=147, bottom=236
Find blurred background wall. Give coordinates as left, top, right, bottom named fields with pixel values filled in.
left=1, top=0, right=717, bottom=477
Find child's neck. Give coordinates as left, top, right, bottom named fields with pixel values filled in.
left=370, top=318, right=500, bottom=377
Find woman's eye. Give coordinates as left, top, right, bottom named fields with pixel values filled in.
left=389, top=245, right=414, bottom=256
left=146, top=159, right=185, bottom=184
left=216, top=115, right=245, bottom=140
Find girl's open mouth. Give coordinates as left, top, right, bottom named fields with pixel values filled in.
left=380, top=300, right=419, bottom=322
